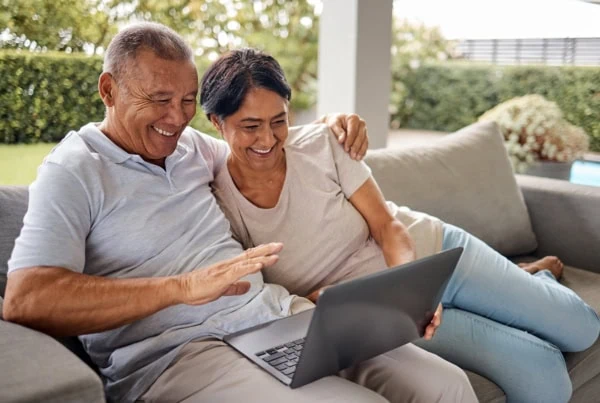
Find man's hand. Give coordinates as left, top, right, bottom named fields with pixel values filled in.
left=178, top=242, right=283, bottom=305
left=423, top=303, right=443, bottom=340
left=315, top=113, right=368, bottom=160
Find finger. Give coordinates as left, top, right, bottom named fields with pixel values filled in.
left=423, top=324, right=435, bottom=340
left=233, top=243, right=283, bottom=264
left=357, top=128, right=369, bottom=159
left=222, top=281, right=252, bottom=296
left=329, top=123, right=347, bottom=144
left=220, top=261, right=264, bottom=283
left=344, top=115, right=361, bottom=152
left=349, top=127, right=367, bottom=160
left=305, top=289, right=320, bottom=303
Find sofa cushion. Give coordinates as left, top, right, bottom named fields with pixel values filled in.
left=465, top=370, right=505, bottom=403
left=561, top=265, right=600, bottom=393
left=0, top=186, right=28, bottom=297
left=499, top=261, right=600, bottom=402
left=365, top=121, right=537, bottom=256
left=0, top=319, right=104, bottom=403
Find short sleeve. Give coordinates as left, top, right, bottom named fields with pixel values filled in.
left=212, top=169, right=254, bottom=249
left=8, top=162, right=91, bottom=273
left=191, top=129, right=230, bottom=177
left=327, top=127, right=372, bottom=198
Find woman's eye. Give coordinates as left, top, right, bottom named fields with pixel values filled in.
left=156, top=99, right=170, bottom=105
left=272, top=120, right=286, bottom=126
left=244, top=126, right=259, bottom=131
left=183, top=98, right=196, bottom=104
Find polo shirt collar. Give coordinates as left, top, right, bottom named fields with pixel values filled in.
left=78, top=123, right=189, bottom=165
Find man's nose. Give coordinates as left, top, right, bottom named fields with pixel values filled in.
left=165, top=102, right=190, bottom=126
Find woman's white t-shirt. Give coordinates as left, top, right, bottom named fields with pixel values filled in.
left=213, top=124, right=443, bottom=297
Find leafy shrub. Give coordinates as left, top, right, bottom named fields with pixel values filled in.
left=0, top=51, right=220, bottom=143
left=0, top=51, right=105, bottom=143
left=392, top=62, right=600, bottom=152
left=479, top=95, right=589, bottom=172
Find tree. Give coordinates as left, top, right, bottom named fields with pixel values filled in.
left=389, top=19, right=458, bottom=128
left=131, top=0, right=320, bottom=111
left=0, top=0, right=123, bottom=52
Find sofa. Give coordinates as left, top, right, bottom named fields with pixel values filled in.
left=1, top=121, right=599, bottom=402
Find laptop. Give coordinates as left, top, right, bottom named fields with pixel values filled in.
left=224, top=247, right=462, bottom=388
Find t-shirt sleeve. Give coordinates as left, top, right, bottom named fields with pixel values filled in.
left=326, top=127, right=372, bottom=198
left=8, top=162, right=91, bottom=273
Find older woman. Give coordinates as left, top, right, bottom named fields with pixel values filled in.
left=205, top=48, right=599, bottom=403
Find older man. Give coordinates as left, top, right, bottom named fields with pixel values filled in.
left=3, top=22, right=474, bottom=403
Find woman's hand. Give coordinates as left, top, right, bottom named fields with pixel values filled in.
left=305, top=286, right=330, bottom=303
left=423, top=303, right=443, bottom=340
left=315, top=113, right=368, bottom=160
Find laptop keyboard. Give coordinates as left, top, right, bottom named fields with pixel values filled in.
left=255, top=338, right=305, bottom=378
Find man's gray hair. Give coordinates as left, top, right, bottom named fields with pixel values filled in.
left=103, top=22, right=194, bottom=83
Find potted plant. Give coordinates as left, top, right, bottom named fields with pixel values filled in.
left=478, top=94, right=589, bottom=179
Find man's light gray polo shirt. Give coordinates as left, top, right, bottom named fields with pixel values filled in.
left=9, top=123, right=295, bottom=403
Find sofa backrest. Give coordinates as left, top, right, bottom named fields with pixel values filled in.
left=365, top=121, right=538, bottom=257
left=0, top=186, right=28, bottom=297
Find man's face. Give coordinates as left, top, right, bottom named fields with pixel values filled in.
left=105, top=49, right=198, bottom=166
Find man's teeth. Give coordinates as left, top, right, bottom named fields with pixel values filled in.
left=153, top=126, right=176, bottom=137
left=252, top=147, right=272, bottom=154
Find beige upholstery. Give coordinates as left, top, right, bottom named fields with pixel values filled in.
left=364, top=121, right=600, bottom=402
left=365, top=121, right=538, bottom=256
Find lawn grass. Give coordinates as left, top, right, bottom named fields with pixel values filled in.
left=0, top=143, right=57, bottom=185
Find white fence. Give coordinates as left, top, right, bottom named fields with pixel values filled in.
left=457, top=38, right=600, bottom=66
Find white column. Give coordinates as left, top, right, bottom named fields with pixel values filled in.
left=317, top=0, right=394, bottom=149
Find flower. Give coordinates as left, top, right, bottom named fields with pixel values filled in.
left=478, top=95, right=589, bottom=173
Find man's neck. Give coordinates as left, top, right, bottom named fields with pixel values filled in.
left=97, top=120, right=166, bottom=168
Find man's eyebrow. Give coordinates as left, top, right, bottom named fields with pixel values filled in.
left=148, top=90, right=198, bottom=98
left=148, top=91, right=173, bottom=98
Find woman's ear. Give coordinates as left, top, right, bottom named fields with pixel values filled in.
left=209, top=114, right=223, bottom=133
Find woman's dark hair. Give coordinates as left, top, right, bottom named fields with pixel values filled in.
left=200, top=48, right=292, bottom=121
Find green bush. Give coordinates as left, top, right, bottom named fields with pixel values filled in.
left=3, top=51, right=600, bottom=153
left=0, top=51, right=219, bottom=142
left=392, top=62, right=600, bottom=152
left=0, top=51, right=318, bottom=143
left=0, top=51, right=105, bottom=143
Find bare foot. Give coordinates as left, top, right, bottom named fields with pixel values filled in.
left=517, top=256, right=564, bottom=279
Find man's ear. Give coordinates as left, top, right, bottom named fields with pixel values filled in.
left=209, top=114, right=223, bottom=133
left=98, top=72, right=115, bottom=107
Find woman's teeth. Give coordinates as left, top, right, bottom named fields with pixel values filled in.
left=251, top=147, right=272, bottom=155
left=152, top=126, right=176, bottom=137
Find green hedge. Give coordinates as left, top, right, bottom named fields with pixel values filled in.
left=392, top=62, right=600, bottom=152
left=0, top=51, right=217, bottom=143
left=3, top=52, right=600, bottom=152
left=0, top=51, right=105, bottom=143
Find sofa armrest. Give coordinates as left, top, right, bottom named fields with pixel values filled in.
left=516, top=174, right=600, bottom=273
left=0, top=319, right=105, bottom=403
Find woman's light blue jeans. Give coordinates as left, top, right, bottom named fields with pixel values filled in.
left=415, top=224, right=600, bottom=403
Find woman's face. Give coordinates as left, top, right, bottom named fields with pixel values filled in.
left=215, top=87, right=289, bottom=173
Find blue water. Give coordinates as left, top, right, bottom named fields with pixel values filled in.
left=570, top=160, right=600, bottom=187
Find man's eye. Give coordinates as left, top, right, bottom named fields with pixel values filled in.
left=272, top=120, right=286, bottom=126
left=155, top=99, right=170, bottom=104
left=183, top=98, right=196, bottom=104
left=243, top=126, right=259, bottom=131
